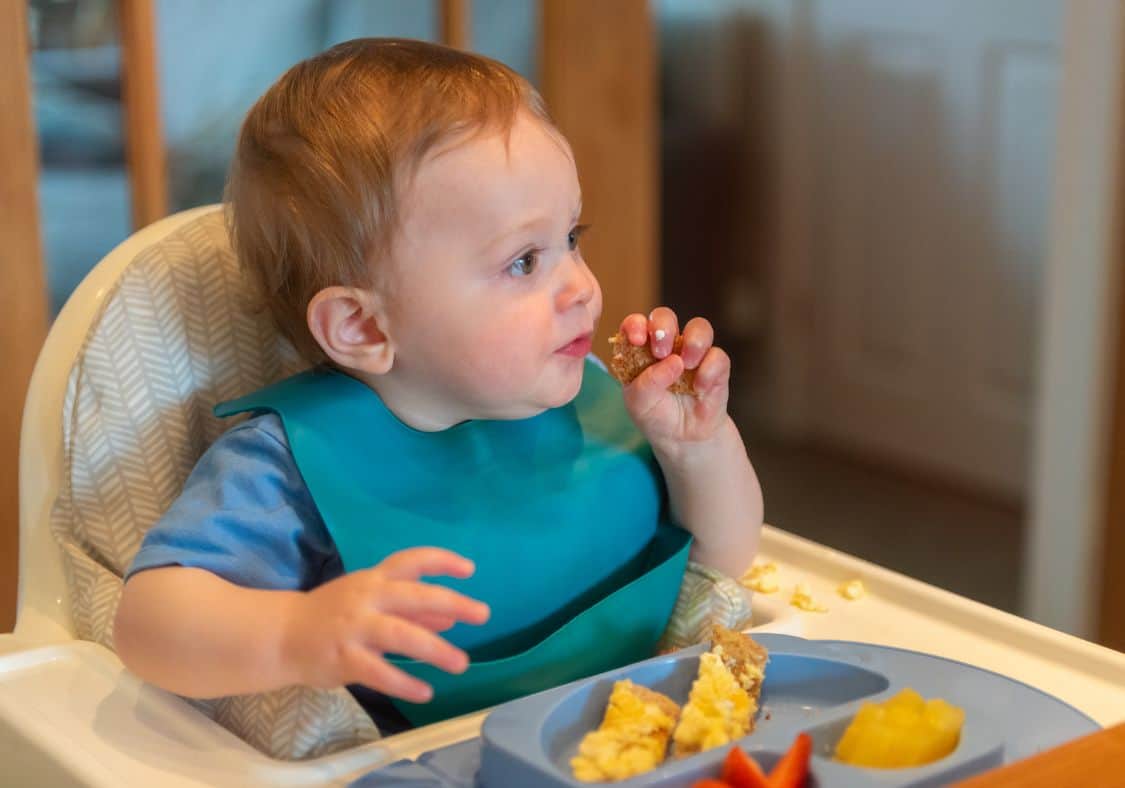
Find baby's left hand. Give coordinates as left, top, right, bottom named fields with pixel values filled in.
left=617, top=308, right=731, bottom=453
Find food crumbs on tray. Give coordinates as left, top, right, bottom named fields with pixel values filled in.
left=837, top=578, right=866, bottom=600
left=789, top=583, right=828, bottom=613
left=739, top=561, right=780, bottom=594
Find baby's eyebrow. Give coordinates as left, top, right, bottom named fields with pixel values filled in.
left=480, top=217, right=545, bottom=254
left=480, top=202, right=584, bottom=254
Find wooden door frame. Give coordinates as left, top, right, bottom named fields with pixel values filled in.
left=0, top=0, right=50, bottom=633
left=540, top=0, right=658, bottom=358
left=1098, top=23, right=1125, bottom=649
left=118, top=0, right=168, bottom=229
left=1025, top=0, right=1125, bottom=642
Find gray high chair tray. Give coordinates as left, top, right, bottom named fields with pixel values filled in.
left=351, top=633, right=1098, bottom=787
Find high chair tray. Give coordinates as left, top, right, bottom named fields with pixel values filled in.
left=351, top=633, right=1098, bottom=787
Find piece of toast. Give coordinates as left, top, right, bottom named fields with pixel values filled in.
left=571, top=679, right=682, bottom=782
left=711, top=624, right=769, bottom=707
left=607, top=333, right=697, bottom=394
left=671, top=626, right=769, bottom=757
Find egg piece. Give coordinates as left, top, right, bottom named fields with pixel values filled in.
left=740, top=561, right=781, bottom=594
left=571, top=680, right=680, bottom=782
left=672, top=652, right=753, bottom=757
left=790, top=582, right=829, bottom=612
left=838, top=579, right=867, bottom=600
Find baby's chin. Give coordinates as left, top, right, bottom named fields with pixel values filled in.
left=495, top=372, right=585, bottom=420
left=546, top=362, right=586, bottom=407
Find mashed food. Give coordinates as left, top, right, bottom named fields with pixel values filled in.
left=835, top=688, right=964, bottom=768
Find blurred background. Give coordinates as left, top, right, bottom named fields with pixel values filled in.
left=15, top=0, right=1124, bottom=643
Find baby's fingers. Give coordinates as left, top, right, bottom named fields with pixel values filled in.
left=379, top=581, right=490, bottom=626
left=619, top=313, right=649, bottom=346
left=694, top=346, right=731, bottom=395
left=343, top=643, right=433, bottom=703
left=401, top=612, right=458, bottom=632
left=647, top=307, right=680, bottom=359
left=623, top=354, right=685, bottom=418
left=679, top=317, right=714, bottom=370
left=367, top=614, right=470, bottom=675
left=377, top=547, right=476, bottom=582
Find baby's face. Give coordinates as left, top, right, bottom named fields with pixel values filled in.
left=381, top=110, right=602, bottom=425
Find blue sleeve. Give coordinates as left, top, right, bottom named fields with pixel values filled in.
left=125, top=413, right=343, bottom=591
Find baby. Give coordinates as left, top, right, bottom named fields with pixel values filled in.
left=113, top=38, right=764, bottom=734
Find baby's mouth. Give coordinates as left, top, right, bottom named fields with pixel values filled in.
left=556, top=333, right=593, bottom=357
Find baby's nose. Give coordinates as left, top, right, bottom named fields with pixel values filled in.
left=556, top=256, right=599, bottom=311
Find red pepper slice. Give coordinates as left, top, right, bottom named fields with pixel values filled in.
left=720, top=746, right=770, bottom=788
left=768, top=732, right=813, bottom=788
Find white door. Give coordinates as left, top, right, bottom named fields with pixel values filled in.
left=791, top=1, right=1062, bottom=498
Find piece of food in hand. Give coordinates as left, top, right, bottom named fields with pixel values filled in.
left=608, top=333, right=697, bottom=394
left=673, top=626, right=769, bottom=757
left=837, top=578, right=866, bottom=600
left=834, top=688, right=964, bottom=768
left=571, top=679, right=681, bottom=782
left=740, top=561, right=781, bottom=594
left=790, top=583, right=828, bottom=613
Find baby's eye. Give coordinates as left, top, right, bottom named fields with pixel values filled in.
left=507, top=252, right=538, bottom=277
left=568, top=224, right=590, bottom=251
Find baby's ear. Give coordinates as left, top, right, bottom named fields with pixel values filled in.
left=306, top=286, right=394, bottom=374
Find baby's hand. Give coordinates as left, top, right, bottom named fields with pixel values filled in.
left=281, top=547, right=490, bottom=703
left=617, top=308, right=731, bottom=454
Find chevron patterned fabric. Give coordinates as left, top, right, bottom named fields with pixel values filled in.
left=51, top=207, right=751, bottom=760
left=51, top=208, right=379, bottom=759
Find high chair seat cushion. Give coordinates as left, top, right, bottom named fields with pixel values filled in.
left=51, top=206, right=379, bottom=759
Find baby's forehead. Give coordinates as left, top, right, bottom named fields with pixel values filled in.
left=395, top=117, right=579, bottom=236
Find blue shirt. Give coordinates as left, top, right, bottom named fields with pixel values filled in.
left=127, top=412, right=414, bottom=732
left=128, top=412, right=342, bottom=590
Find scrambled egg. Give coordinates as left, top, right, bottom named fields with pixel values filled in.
left=672, top=652, right=753, bottom=756
left=571, top=680, right=678, bottom=782
left=740, top=561, right=780, bottom=594
left=837, top=578, right=866, bottom=600
left=790, top=583, right=829, bottom=612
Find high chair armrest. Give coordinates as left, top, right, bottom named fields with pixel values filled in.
left=0, top=635, right=395, bottom=787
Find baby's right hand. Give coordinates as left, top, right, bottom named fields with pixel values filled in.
left=281, top=547, right=490, bottom=703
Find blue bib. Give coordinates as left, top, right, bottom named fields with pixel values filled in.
left=215, top=362, right=690, bottom=725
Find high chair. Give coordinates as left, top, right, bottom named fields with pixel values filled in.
left=2, top=205, right=401, bottom=785
left=0, top=204, right=798, bottom=786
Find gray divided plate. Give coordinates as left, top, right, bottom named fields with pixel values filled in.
left=353, top=633, right=1099, bottom=787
